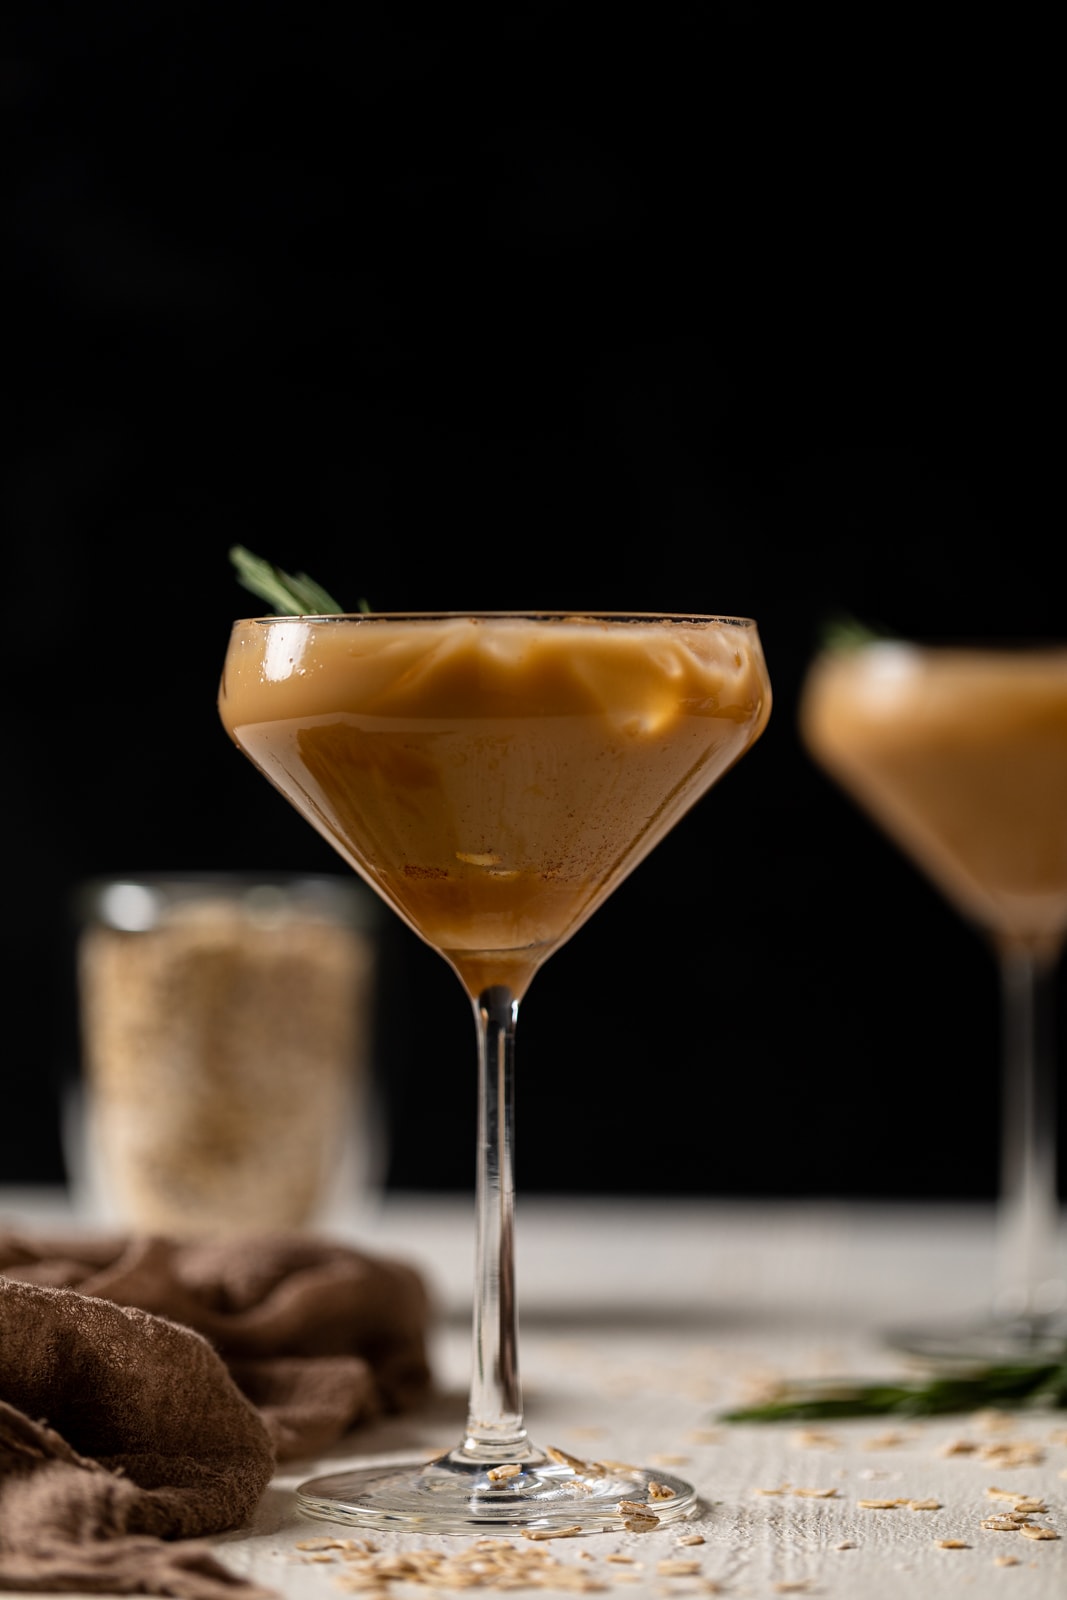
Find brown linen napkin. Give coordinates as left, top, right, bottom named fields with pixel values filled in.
left=0, top=1229, right=435, bottom=1597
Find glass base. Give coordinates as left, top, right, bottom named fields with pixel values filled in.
left=297, top=1445, right=699, bottom=1534
left=884, top=1309, right=1067, bottom=1365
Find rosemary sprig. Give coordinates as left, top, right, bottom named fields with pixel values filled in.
left=229, top=544, right=368, bottom=615
left=817, top=611, right=897, bottom=652
left=719, top=1357, right=1067, bottom=1422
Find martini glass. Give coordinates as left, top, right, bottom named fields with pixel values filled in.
left=218, top=611, right=772, bottom=1531
left=799, top=637, right=1067, bottom=1362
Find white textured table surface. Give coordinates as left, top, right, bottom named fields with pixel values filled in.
left=2, top=1188, right=1066, bottom=1599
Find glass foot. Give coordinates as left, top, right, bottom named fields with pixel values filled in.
left=297, top=1446, right=699, bottom=1534
left=884, top=1310, right=1067, bottom=1366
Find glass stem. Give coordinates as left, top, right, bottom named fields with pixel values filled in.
left=460, top=983, right=530, bottom=1461
left=994, top=940, right=1064, bottom=1323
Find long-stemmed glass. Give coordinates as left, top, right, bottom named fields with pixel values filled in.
left=799, top=636, right=1067, bottom=1362
left=219, top=611, right=771, bottom=1531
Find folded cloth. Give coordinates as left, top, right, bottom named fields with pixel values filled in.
left=0, top=1230, right=435, bottom=1598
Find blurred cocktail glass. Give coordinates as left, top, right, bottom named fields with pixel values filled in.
left=800, top=635, right=1067, bottom=1360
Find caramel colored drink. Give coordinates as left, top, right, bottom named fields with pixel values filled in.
left=220, top=607, right=772, bottom=1529
left=219, top=613, right=771, bottom=997
left=799, top=641, right=1067, bottom=953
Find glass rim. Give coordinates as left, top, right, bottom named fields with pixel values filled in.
left=232, top=610, right=761, bottom=627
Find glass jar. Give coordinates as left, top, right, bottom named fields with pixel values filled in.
left=70, top=872, right=383, bottom=1235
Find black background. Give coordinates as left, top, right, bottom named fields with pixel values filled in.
left=4, top=6, right=1060, bottom=1202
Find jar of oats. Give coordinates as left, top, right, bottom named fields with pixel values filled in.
left=71, top=872, right=382, bottom=1235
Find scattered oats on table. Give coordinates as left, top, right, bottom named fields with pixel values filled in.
left=973, top=1409, right=1014, bottom=1433
left=792, top=1429, right=839, bottom=1450
left=520, top=1526, right=585, bottom=1541
left=979, top=1439, right=1045, bottom=1467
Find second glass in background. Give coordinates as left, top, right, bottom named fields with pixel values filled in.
left=799, top=636, right=1067, bottom=1360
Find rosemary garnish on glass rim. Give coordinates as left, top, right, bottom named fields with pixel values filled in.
left=229, top=544, right=368, bottom=615
left=817, top=612, right=895, bottom=651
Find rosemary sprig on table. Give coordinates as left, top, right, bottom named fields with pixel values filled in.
left=719, top=1356, right=1067, bottom=1422
left=229, top=544, right=367, bottom=615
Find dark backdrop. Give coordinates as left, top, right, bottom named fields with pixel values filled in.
left=4, top=6, right=1060, bottom=1201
